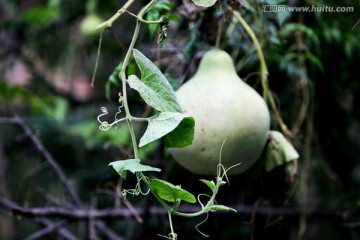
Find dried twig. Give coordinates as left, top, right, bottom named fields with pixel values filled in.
left=94, top=221, right=124, bottom=240
left=2, top=113, right=124, bottom=239
left=0, top=197, right=335, bottom=220
left=0, top=117, right=18, bottom=124
left=24, top=220, right=69, bottom=240
left=11, top=114, right=82, bottom=206
left=36, top=218, right=80, bottom=240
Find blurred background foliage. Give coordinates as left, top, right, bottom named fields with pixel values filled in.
left=0, top=0, right=360, bottom=239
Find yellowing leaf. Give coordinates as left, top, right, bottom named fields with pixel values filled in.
left=265, top=131, right=299, bottom=172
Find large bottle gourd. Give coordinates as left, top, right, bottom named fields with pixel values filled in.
left=169, top=49, right=270, bottom=175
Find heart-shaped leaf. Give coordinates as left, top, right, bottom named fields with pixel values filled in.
left=130, top=49, right=195, bottom=148
left=149, top=178, right=196, bottom=203
left=130, top=49, right=181, bottom=113
left=139, top=112, right=194, bottom=148
left=164, top=116, right=195, bottom=148
left=109, top=159, right=161, bottom=179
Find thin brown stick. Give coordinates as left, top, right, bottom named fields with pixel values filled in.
left=91, top=31, right=104, bottom=87
left=111, top=27, right=127, bottom=51
left=11, top=114, right=82, bottom=206
left=243, top=71, right=262, bottom=82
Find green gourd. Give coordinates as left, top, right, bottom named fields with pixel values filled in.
left=169, top=49, right=270, bottom=175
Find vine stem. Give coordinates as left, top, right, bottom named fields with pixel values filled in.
left=229, top=7, right=292, bottom=138
left=114, top=0, right=175, bottom=216
left=229, top=8, right=268, bottom=99
left=172, top=176, right=222, bottom=218
left=100, top=1, right=238, bottom=236
left=96, top=0, right=137, bottom=30
left=167, top=211, right=176, bottom=239
left=119, top=0, right=158, bottom=161
left=123, top=8, right=165, bottom=24
left=215, top=1, right=224, bottom=49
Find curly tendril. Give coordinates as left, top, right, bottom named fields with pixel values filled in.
left=114, top=93, right=124, bottom=128
left=121, top=178, right=150, bottom=199
left=158, top=232, right=178, bottom=240
left=97, top=93, right=125, bottom=131
left=197, top=193, right=212, bottom=210
left=97, top=107, right=112, bottom=131
left=195, top=213, right=210, bottom=238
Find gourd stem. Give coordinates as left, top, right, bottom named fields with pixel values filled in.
left=215, top=1, right=224, bottom=49
left=229, top=7, right=292, bottom=137
left=229, top=8, right=268, bottom=99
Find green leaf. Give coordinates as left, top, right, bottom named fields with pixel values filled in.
left=240, top=0, right=256, bottom=13
left=21, top=6, right=58, bottom=30
left=282, top=23, right=320, bottom=52
left=139, top=112, right=194, bottom=148
left=265, top=131, right=299, bottom=172
left=192, top=0, right=217, bottom=7
left=276, top=9, right=291, bottom=27
left=131, top=49, right=195, bottom=148
left=146, top=0, right=172, bottom=37
left=70, top=120, right=130, bottom=149
left=0, top=81, right=23, bottom=102
left=210, top=205, right=237, bottom=212
left=108, top=62, right=122, bottom=86
left=152, top=0, right=172, bottom=10
left=109, top=159, right=161, bottom=179
left=50, top=97, right=68, bottom=123
left=305, top=50, right=324, bottom=72
left=131, top=49, right=181, bottom=113
left=200, top=179, right=216, bottom=192
left=149, top=178, right=196, bottom=203
left=164, top=115, right=195, bottom=148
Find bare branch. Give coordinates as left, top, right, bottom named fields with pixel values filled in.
left=36, top=218, right=80, bottom=240
left=0, top=117, right=18, bottom=124
left=95, top=221, right=124, bottom=240
left=1, top=196, right=334, bottom=221
left=11, top=114, right=82, bottom=206
left=0, top=197, right=134, bottom=219
left=6, top=113, right=124, bottom=240
left=24, top=220, right=69, bottom=240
